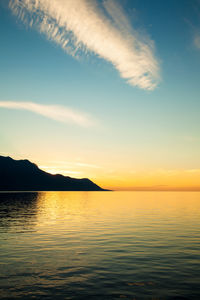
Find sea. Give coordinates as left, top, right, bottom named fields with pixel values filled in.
left=0, top=191, right=200, bottom=300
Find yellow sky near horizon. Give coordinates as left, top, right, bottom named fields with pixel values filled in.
left=35, top=161, right=200, bottom=191
left=1, top=151, right=200, bottom=191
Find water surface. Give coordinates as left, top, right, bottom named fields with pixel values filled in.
left=0, top=191, right=200, bottom=299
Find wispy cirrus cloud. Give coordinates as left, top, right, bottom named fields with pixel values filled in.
left=0, top=101, right=94, bottom=127
left=9, top=0, right=160, bottom=90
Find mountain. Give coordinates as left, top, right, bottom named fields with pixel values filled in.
left=0, top=155, right=105, bottom=191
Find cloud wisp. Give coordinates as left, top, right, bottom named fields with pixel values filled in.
left=0, top=101, right=94, bottom=127
left=9, top=0, right=160, bottom=90
left=194, top=32, right=200, bottom=49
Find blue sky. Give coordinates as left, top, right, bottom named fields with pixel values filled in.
left=0, top=0, right=200, bottom=189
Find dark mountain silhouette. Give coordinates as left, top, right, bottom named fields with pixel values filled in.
left=0, top=155, right=105, bottom=191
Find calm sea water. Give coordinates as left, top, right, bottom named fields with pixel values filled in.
left=0, top=192, right=200, bottom=300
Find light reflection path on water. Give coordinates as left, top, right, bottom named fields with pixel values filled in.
left=0, top=191, right=200, bottom=299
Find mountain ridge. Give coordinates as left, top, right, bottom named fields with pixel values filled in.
left=0, top=155, right=106, bottom=191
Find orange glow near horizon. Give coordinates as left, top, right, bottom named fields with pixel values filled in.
left=38, top=164, right=200, bottom=191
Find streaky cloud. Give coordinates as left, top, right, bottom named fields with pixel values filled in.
left=0, top=101, right=94, bottom=127
left=9, top=0, right=160, bottom=90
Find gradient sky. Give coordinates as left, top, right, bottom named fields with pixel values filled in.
left=0, top=0, right=200, bottom=190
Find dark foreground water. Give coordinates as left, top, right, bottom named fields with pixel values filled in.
left=0, top=192, right=200, bottom=300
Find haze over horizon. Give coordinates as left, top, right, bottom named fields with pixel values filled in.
left=0, top=0, right=200, bottom=190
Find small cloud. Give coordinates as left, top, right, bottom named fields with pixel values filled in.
left=156, top=168, right=200, bottom=175
left=0, top=101, right=94, bottom=127
left=44, top=160, right=101, bottom=169
left=0, top=152, right=10, bottom=156
left=9, top=0, right=160, bottom=90
left=154, top=169, right=178, bottom=176
left=75, top=162, right=101, bottom=169
left=185, top=169, right=200, bottom=173
left=39, top=165, right=82, bottom=176
left=194, top=32, right=200, bottom=49
left=186, top=1, right=200, bottom=51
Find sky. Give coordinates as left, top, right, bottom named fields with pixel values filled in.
left=0, top=0, right=200, bottom=190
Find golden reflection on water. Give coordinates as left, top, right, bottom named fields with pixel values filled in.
left=36, top=191, right=200, bottom=223
left=34, top=191, right=200, bottom=244
left=1, top=191, right=200, bottom=299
